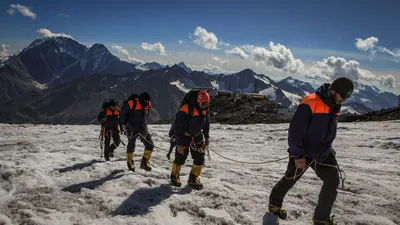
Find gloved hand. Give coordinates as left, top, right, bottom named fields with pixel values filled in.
left=204, top=138, right=209, bottom=146
left=177, top=145, right=185, bottom=155
left=195, top=142, right=206, bottom=153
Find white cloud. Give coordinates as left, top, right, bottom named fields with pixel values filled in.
left=7, top=8, right=15, bottom=16
left=378, top=75, right=396, bottom=89
left=225, top=47, right=249, bottom=59
left=226, top=43, right=304, bottom=73
left=305, top=56, right=377, bottom=83
left=219, top=40, right=230, bottom=47
left=36, top=28, right=74, bottom=39
left=178, top=40, right=183, bottom=44
left=355, top=36, right=400, bottom=62
left=378, top=47, right=400, bottom=58
left=192, top=26, right=219, bottom=50
left=141, top=42, right=166, bottom=55
left=8, top=4, right=36, bottom=19
left=188, top=63, right=234, bottom=75
left=355, top=37, right=379, bottom=52
left=111, top=45, right=142, bottom=64
left=212, top=56, right=230, bottom=66
left=251, top=42, right=304, bottom=73
left=0, top=44, right=9, bottom=58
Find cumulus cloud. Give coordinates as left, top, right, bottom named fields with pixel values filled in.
left=141, top=42, right=166, bottom=55
left=251, top=42, right=304, bottom=73
left=225, top=42, right=304, bottom=73
left=36, top=28, right=74, bottom=39
left=355, top=36, right=400, bottom=62
left=305, top=56, right=377, bottom=83
left=192, top=26, right=219, bottom=50
left=355, top=37, right=379, bottom=52
left=378, top=74, right=396, bottom=89
left=225, top=47, right=249, bottom=59
left=8, top=4, right=36, bottom=19
left=188, top=63, right=234, bottom=75
left=0, top=44, right=9, bottom=58
left=111, top=45, right=142, bottom=64
left=212, top=56, right=230, bottom=66
left=178, top=40, right=183, bottom=44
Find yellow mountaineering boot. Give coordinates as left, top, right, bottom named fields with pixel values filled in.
left=140, top=149, right=152, bottom=171
left=268, top=204, right=287, bottom=220
left=126, top=152, right=135, bottom=172
left=170, top=163, right=182, bottom=187
left=188, top=164, right=203, bottom=190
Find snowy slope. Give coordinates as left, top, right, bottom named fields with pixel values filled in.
left=1, top=121, right=399, bottom=225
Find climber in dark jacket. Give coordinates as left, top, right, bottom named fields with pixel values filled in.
left=120, top=92, right=154, bottom=172
left=170, top=90, right=210, bottom=190
left=268, top=77, right=354, bottom=225
left=97, top=99, right=122, bottom=161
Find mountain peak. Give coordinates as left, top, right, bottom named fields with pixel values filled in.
left=177, top=61, right=192, bottom=73
left=236, top=68, right=256, bottom=76
left=91, top=43, right=107, bottom=49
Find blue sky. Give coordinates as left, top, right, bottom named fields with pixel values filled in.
left=1, top=0, right=399, bottom=93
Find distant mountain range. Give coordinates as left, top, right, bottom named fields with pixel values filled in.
left=0, top=36, right=398, bottom=124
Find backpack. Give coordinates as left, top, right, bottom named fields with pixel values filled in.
left=101, top=98, right=119, bottom=112
left=168, top=89, right=211, bottom=137
left=122, top=93, right=140, bottom=112
left=124, top=93, right=152, bottom=120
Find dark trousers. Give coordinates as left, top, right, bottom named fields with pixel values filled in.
left=104, top=129, right=120, bottom=156
left=126, top=128, right=154, bottom=153
left=174, top=147, right=205, bottom=166
left=269, top=152, right=340, bottom=220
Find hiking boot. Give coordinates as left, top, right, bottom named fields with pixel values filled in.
left=105, top=156, right=110, bottom=161
left=109, top=151, right=114, bottom=158
left=126, top=152, right=135, bottom=172
left=140, top=150, right=152, bottom=171
left=313, top=215, right=335, bottom=225
left=268, top=204, right=287, bottom=220
left=188, top=179, right=203, bottom=190
left=188, top=164, right=204, bottom=190
left=170, top=163, right=182, bottom=187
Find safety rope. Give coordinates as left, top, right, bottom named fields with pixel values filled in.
left=208, top=146, right=288, bottom=164
left=136, top=133, right=346, bottom=189
left=138, top=133, right=167, bottom=151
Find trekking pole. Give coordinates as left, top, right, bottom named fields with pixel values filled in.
left=99, top=127, right=105, bottom=159
left=167, top=136, right=176, bottom=159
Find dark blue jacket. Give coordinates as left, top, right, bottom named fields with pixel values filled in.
left=120, top=98, right=152, bottom=131
left=97, top=108, right=122, bottom=130
left=288, top=84, right=341, bottom=162
left=173, top=103, right=210, bottom=146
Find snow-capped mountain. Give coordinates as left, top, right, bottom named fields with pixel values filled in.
left=341, top=102, right=373, bottom=115
left=19, top=37, right=139, bottom=87
left=211, top=69, right=292, bottom=106
left=54, top=43, right=138, bottom=87
left=349, top=82, right=398, bottom=111
left=19, top=36, right=87, bottom=84
left=276, top=76, right=315, bottom=97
